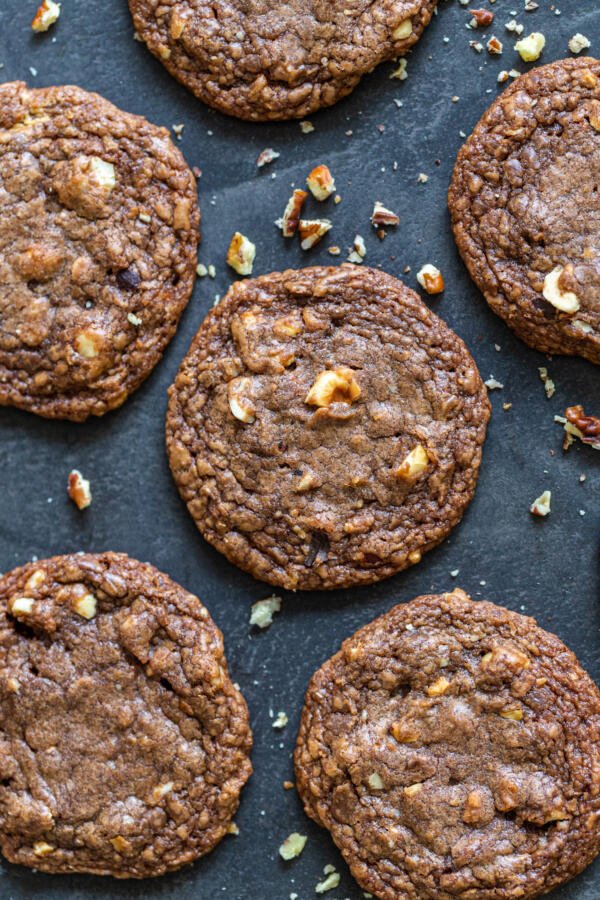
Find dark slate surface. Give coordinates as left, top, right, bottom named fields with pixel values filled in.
left=0, top=1, right=598, bottom=897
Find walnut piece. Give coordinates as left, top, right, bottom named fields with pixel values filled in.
left=530, top=490, right=551, bottom=517
left=469, top=8, right=494, bottom=26
left=279, top=832, right=307, bottom=860
left=306, top=165, right=336, bottom=200
left=276, top=189, right=307, bottom=237
left=417, top=264, right=445, bottom=294
left=32, top=0, right=60, bottom=32
left=371, top=201, right=400, bottom=228
left=514, top=32, right=545, bottom=62
left=542, top=266, right=580, bottom=313
left=395, top=444, right=430, bottom=483
left=393, top=19, right=413, bottom=39
left=68, top=469, right=92, bottom=510
left=72, top=592, right=97, bottom=620
left=227, top=377, right=256, bottom=423
left=305, top=367, right=361, bottom=407
left=299, top=219, right=332, bottom=250
left=565, top=405, right=600, bottom=446
left=226, top=232, right=256, bottom=276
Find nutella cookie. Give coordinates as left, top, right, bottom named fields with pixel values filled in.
left=0, top=83, right=199, bottom=421
left=128, top=0, right=436, bottom=121
left=0, top=553, right=251, bottom=877
left=295, top=589, right=600, bottom=899
left=449, top=58, right=600, bottom=364
left=166, top=266, right=489, bottom=591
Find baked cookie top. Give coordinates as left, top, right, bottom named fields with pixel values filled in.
left=128, top=0, right=436, bottom=121
left=449, top=57, right=600, bottom=365
left=295, top=589, right=600, bottom=899
left=0, top=83, right=199, bottom=421
left=166, top=266, right=489, bottom=591
left=0, top=552, right=251, bottom=878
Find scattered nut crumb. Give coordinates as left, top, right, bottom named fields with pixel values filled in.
left=538, top=367, right=555, bottom=399
left=306, top=165, right=336, bottom=200
left=127, top=312, right=142, bottom=326
left=514, top=32, right=545, bottom=62
left=416, top=264, right=444, bottom=294
left=484, top=376, right=504, bottom=390
left=327, top=245, right=341, bottom=256
left=390, top=59, right=408, bottom=80
left=568, top=33, right=591, bottom=54
left=172, top=123, right=184, bottom=140
left=226, top=232, right=256, bottom=276
left=279, top=833, right=307, bottom=861
left=196, top=263, right=208, bottom=277
left=249, top=595, right=282, bottom=629
left=530, top=490, right=551, bottom=517
left=315, top=869, right=341, bottom=894
left=227, top=822, right=239, bottom=835
left=299, top=120, right=314, bottom=134
left=417, top=172, right=429, bottom=183
left=272, top=711, right=288, bottom=730
left=347, top=234, right=366, bottom=263
left=67, top=470, right=92, bottom=510
left=487, top=36, right=503, bottom=55
left=371, top=201, right=400, bottom=228
left=32, top=0, right=60, bottom=32
left=562, top=406, right=600, bottom=449
left=469, top=8, right=494, bottom=27
left=256, top=147, right=280, bottom=168
left=276, top=189, right=308, bottom=237
left=299, top=219, right=332, bottom=250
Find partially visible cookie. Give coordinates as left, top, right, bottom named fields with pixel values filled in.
left=0, top=552, right=251, bottom=877
left=128, top=0, right=437, bottom=121
left=295, top=589, right=600, bottom=899
left=449, top=58, right=600, bottom=364
left=166, top=265, right=489, bottom=591
left=0, top=83, right=199, bottom=421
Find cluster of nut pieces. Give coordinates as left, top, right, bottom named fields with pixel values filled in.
left=8, top=570, right=97, bottom=623
left=556, top=405, right=600, bottom=451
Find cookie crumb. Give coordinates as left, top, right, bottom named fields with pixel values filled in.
left=279, top=833, right=307, bottom=860
left=530, top=490, right=551, bottom=517
left=249, top=595, right=282, bottom=629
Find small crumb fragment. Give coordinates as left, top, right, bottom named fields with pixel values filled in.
left=417, top=172, right=429, bottom=183
left=249, top=595, right=282, bottom=629
left=172, top=123, right=184, bottom=140
left=299, top=120, right=314, bottom=134
left=568, top=34, right=591, bottom=55
left=306, top=165, right=336, bottom=200
left=127, top=312, right=142, bottom=326
left=226, top=232, right=255, bottom=276
left=347, top=234, right=366, bottom=263
left=470, top=41, right=484, bottom=53
left=227, top=822, right=239, bottom=835
left=316, top=870, right=341, bottom=894
left=196, top=263, right=208, bottom=277
left=484, top=376, right=503, bottom=390
left=538, top=367, right=555, bottom=399
left=514, top=32, right=545, bottom=62
left=272, top=711, right=288, bottom=730
left=299, top=219, right=332, bottom=250
left=417, top=264, right=444, bottom=295
left=279, top=833, right=307, bottom=861
left=32, top=0, right=60, bottom=32
left=328, top=245, right=341, bottom=256
left=33, top=841, right=54, bottom=857
left=371, top=201, right=400, bottom=228
left=487, top=36, right=503, bottom=55
left=390, top=59, right=408, bottom=80
left=503, top=402, right=512, bottom=411
left=530, top=490, right=551, bottom=517
left=256, top=147, right=280, bottom=168
left=562, top=406, right=600, bottom=449
left=68, top=470, right=92, bottom=510
left=368, top=772, right=384, bottom=790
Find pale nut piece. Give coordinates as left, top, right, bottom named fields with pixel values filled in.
left=273, top=313, right=303, bottom=338
left=426, top=676, right=451, bottom=697
left=89, top=157, right=116, bottom=192
left=10, top=597, right=35, bottom=617
left=500, top=707, right=524, bottom=721
left=25, top=569, right=46, bottom=591
left=305, top=367, right=361, bottom=408
left=32, top=0, right=60, bottom=32
left=514, top=32, right=546, bottom=62
left=256, top=147, right=280, bottom=168
left=542, top=266, right=580, bottom=313
left=33, top=841, right=54, bottom=857
left=72, top=592, right=97, bottom=620
left=277, top=189, right=307, bottom=237
left=530, top=489, right=551, bottom=517
left=227, top=377, right=256, bottom=423
left=306, top=165, right=336, bottom=201
left=394, top=444, right=430, bottom=483
left=368, top=772, right=385, bottom=790
left=68, top=469, right=92, bottom=510
left=404, top=782, right=423, bottom=797
left=74, top=330, right=101, bottom=359
left=149, top=781, right=174, bottom=804
left=110, top=835, right=132, bottom=853
left=588, top=100, right=600, bottom=132
left=279, top=832, right=307, bottom=860
left=226, top=232, right=256, bottom=276
left=393, top=19, right=413, bottom=40
left=169, top=11, right=187, bottom=39
left=371, top=201, right=400, bottom=228
left=390, top=720, right=419, bottom=744
left=299, top=218, right=332, bottom=250
left=417, top=264, right=445, bottom=295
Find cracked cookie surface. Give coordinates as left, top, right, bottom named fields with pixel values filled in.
left=0, top=83, right=199, bottom=421
left=0, top=552, right=251, bottom=877
left=295, top=589, right=600, bottom=899
left=166, top=266, right=489, bottom=591
left=449, top=58, right=600, bottom=365
left=128, top=0, right=436, bottom=121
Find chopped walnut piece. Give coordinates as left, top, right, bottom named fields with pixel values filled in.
left=368, top=772, right=385, bottom=790
left=530, top=490, right=551, bottom=517
left=564, top=406, right=600, bottom=446
left=72, top=592, right=97, bottom=620
left=538, top=367, right=555, bottom=399
left=32, top=0, right=60, bottom=32
left=68, top=469, right=92, bottom=510
left=276, top=189, right=307, bottom=237
left=469, top=8, right=494, bottom=26
left=404, top=782, right=423, bottom=797
left=417, top=264, right=444, bottom=294
left=249, top=595, right=282, bottom=629
left=568, top=33, right=591, bottom=54
left=305, top=367, right=361, bottom=408
left=256, top=147, right=280, bottom=168
left=542, top=266, right=579, bottom=313
left=487, top=36, right=503, bottom=55
left=514, top=32, right=545, bottom=62
left=371, top=201, right=400, bottom=228
left=227, top=377, right=256, bottom=424
left=306, top=165, right=336, bottom=200
left=390, top=59, right=408, bottom=80
left=500, top=707, right=524, bottom=721
left=298, top=219, right=332, bottom=250
left=33, top=841, right=54, bottom=857
left=226, top=232, right=255, bottom=276
left=10, top=597, right=35, bottom=617
left=394, top=444, right=430, bottom=483
left=393, top=19, right=413, bottom=40
left=279, top=832, right=307, bottom=860
left=427, top=675, right=451, bottom=697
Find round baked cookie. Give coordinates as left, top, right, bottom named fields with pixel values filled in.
left=0, top=552, right=251, bottom=877
left=295, top=588, right=600, bottom=899
left=449, top=57, right=600, bottom=365
left=166, top=265, right=490, bottom=591
left=128, top=0, right=437, bottom=121
left=0, top=82, right=200, bottom=421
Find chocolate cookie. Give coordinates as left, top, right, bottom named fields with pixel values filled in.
left=0, top=552, right=251, bottom=877
left=0, top=83, right=199, bottom=421
left=295, top=589, right=600, bottom=899
left=449, top=58, right=600, bottom=365
left=128, top=0, right=436, bottom=121
left=166, top=266, right=489, bottom=591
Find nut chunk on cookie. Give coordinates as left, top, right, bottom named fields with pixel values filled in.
left=449, top=58, right=600, bottom=364
left=0, top=553, right=252, bottom=877
left=166, top=265, right=489, bottom=591
left=0, top=82, right=199, bottom=421
left=295, top=589, right=600, bottom=899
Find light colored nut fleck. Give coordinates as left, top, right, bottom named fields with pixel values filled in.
left=299, top=218, right=332, bottom=250
left=10, top=597, right=35, bottom=616
left=295, top=471, right=321, bottom=493
left=227, top=822, right=240, bottom=835
left=542, top=266, right=580, bottom=313
left=33, top=841, right=54, bottom=857
left=390, top=720, right=419, bottom=743
left=110, top=835, right=132, bottom=853
left=127, top=312, right=142, bottom=327
left=530, top=490, right=551, bottom=517
left=371, top=201, right=400, bottom=227
left=404, top=782, right=423, bottom=797
left=368, top=772, right=385, bottom=790
left=273, top=314, right=303, bottom=337
left=32, top=0, right=60, bottom=32
left=568, top=33, right=591, bottom=54
left=390, top=59, right=408, bottom=80
left=417, top=264, right=445, bottom=294
left=227, top=377, right=256, bottom=424
left=249, top=595, right=281, bottom=629
left=226, top=232, right=255, bottom=276
left=395, top=444, right=430, bottom=483
left=68, top=469, right=92, bottom=510
left=277, top=189, right=307, bottom=237
left=538, top=367, right=555, bottom=399
left=427, top=676, right=451, bottom=697
left=279, top=832, right=307, bottom=860
left=74, top=331, right=101, bottom=359
left=25, top=569, right=46, bottom=591
left=588, top=100, right=600, bottom=132
left=315, top=871, right=340, bottom=893
left=7, top=677, right=20, bottom=693
left=306, top=164, right=336, bottom=200
left=514, top=32, right=545, bottom=62
left=272, top=711, right=288, bottom=730
left=89, top=157, right=116, bottom=191
left=299, top=120, right=314, bottom=134
left=305, top=367, right=361, bottom=407
left=169, top=12, right=187, bottom=39
left=393, top=19, right=413, bottom=40
left=487, top=36, right=503, bottom=55
left=73, top=592, right=97, bottom=620
left=500, top=707, right=524, bottom=721
left=256, top=147, right=280, bottom=168
left=150, top=782, right=174, bottom=804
